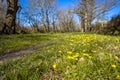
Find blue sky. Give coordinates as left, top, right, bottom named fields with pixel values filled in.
left=57, top=0, right=120, bottom=19
left=106, top=5, right=120, bottom=19
left=20, top=0, right=120, bottom=21
left=57, top=0, right=75, bottom=9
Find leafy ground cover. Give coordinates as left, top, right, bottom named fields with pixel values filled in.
left=0, top=33, right=120, bottom=80
left=0, top=33, right=62, bottom=55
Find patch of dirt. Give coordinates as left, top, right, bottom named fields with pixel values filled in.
left=0, top=40, right=56, bottom=62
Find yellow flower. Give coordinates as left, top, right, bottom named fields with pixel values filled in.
left=83, top=53, right=89, bottom=57
left=36, top=68, right=39, bottom=71
left=70, top=43, right=73, bottom=46
left=111, top=64, right=116, bottom=68
left=91, top=50, right=97, bottom=53
left=83, top=53, right=92, bottom=59
left=61, top=45, right=65, bottom=48
left=70, top=40, right=74, bottom=42
left=58, top=50, right=62, bottom=53
left=83, top=50, right=86, bottom=52
left=67, top=51, right=72, bottom=54
left=51, top=48, right=54, bottom=50
left=73, top=53, right=79, bottom=58
left=95, top=44, right=98, bottom=46
left=115, top=38, right=119, bottom=43
left=116, top=75, right=120, bottom=80
left=52, top=63, right=57, bottom=69
left=88, top=56, right=92, bottom=59
left=114, top=46, right=118, bottom=49
left=67, top=56, right=74, bottom=59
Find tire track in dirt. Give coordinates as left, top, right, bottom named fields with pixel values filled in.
left=0, top=37, right=63, bottom=62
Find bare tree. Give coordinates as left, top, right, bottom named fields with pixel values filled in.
left=57, top=9, right=76, bottom=32
left=0, top=0, right=6, bottom=31
left=25, top=0, right=56, bottom=32
left=51, top=8, right=56, bottom=32
left=75, top=0, right=120, bottom=32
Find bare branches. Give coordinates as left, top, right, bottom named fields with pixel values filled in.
left=74, top=0, right=120, bottom=32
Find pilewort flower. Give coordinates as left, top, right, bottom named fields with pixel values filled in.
left=115, top=38, right=119, bottom=43
left=83, top=50, right=86, bottom=52
left=52, top=63, right=57, bottom=69
left=83, top=53, right=89, bottom=57
left=116, top=75, right=120, bottom=80
left=91, top=50, right=97, bottom=53
left=114, top=46, right=118, bottom=49
left=95, top=44, right=98, bottom=46
left=67, top=53, right=79, bottom=60
left=111, top=64, right=116, bottom=68
left=67, top=56, right=74, bottom=60
left=70, top=43, right=73, bottom=46
left=51, top=48, right=54, bottom=50
left=83, top=53, right=92, bottom=59
left=72, top=53, right=79, bottom=59
left=67, top=51, right=72, bottom=54
left=88, top=56, right=92, bottom=59
left=58, top=50, right=62, bottom=53
left=70, top=40, right=74, bottom=42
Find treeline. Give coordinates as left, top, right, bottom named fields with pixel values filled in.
left=92, top=14, right=120, bottom=35
left=0, top=0, right=120, bottom=34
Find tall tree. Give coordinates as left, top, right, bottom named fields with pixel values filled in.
left=0, top=0, right=6, bottom=31
left=57, top=9, right=76, bottom=32
left=26, top=0, right=55, bottom=32
left=75, top=0, right=120, bottom=32
left=1, top=0, right=19, bottom=34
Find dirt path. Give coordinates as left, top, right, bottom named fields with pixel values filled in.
left=0, top=39, right=59, bottom=62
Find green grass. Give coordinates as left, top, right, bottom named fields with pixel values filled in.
left=0, top=33, right=120, bottom=80
left=0, top=33, right=62, bottom=55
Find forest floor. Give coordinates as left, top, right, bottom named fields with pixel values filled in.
left=0, top=33, right=120, bottom=80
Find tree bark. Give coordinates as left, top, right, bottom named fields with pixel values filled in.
left=46, top=9, right=50, bottom=32
left=1, top=0, right=19, bottom=34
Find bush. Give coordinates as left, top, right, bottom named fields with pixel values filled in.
left=20, top=27, right=33, bottom=34
left=91, top=22, right=107, bottom=34
left=104, top=15, right=120, bottom=35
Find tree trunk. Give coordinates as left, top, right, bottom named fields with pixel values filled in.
left=46, top=10, right=50, bottom=32
left=1, top=0, right=19, bottom=34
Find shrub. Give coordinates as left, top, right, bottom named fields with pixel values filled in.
left=20, top=27, right=33, bottom=34
left=104, top=14, right=120, bottom=35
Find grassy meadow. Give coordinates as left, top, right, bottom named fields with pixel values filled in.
left=0, top=33, right=62, bottom=55
left=0, top=33, right=120, bottom=80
